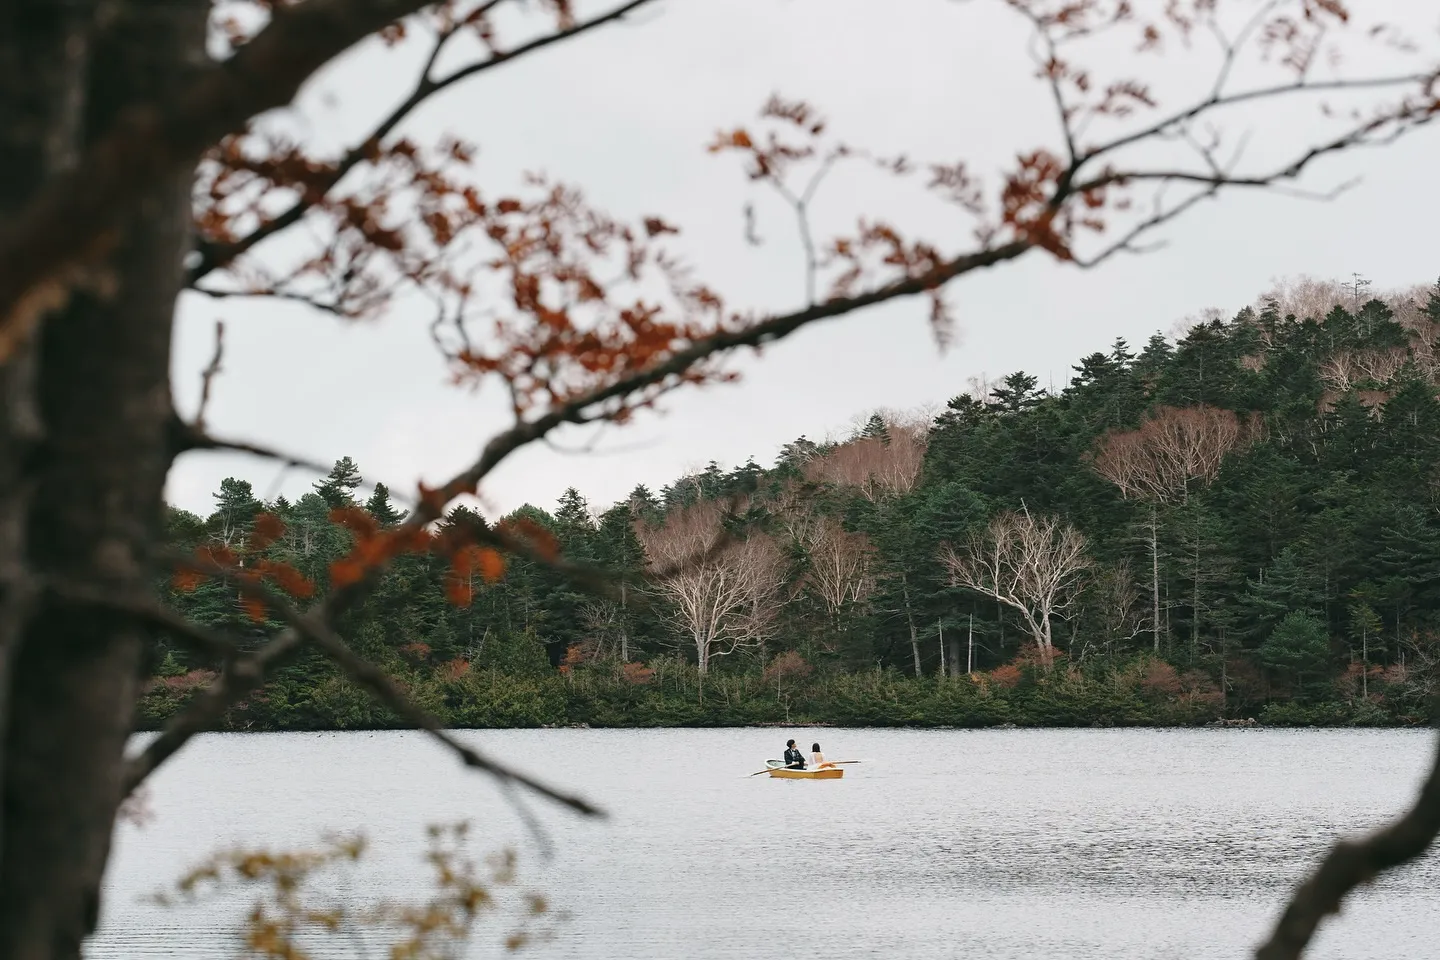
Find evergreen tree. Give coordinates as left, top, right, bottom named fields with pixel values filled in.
left=315, top=456, right=363, bottom=509
left=210, top=477, right=261, bottom=543
left=1260, top=612, right=1331, bottom=690
left=365, top=482, right=405, bottom=525
left=986, top=371, right=1043, bottom=414
left=859, top=413, right=889, bottom=442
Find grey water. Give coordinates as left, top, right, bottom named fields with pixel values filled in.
left=89, top=728, right=1440, bottom=959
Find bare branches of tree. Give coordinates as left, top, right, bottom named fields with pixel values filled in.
left=939, top=509, right=1091, bottom=660
left=634, top=500, right=784, bottom=675
left=805, top=420, right=928, bottom=501
left=804, top=516, right=877, bottom=619
left=1092, top=405, right=1257, bottom=505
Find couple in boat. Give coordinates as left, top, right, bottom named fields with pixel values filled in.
left=781, top=738, right=836, bottom=771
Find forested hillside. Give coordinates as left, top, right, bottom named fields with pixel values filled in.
left=150, top=278, right=1440, bottom=729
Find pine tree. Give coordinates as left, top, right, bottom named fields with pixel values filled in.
left=1259, top=611, right=1331, bottom=690
left=1239, top=547, right=1323, bottom=642
left=859, top=413, right=889, bottom=442
left=210, top=477, right=261, bottom=543
left=986, top=371, right=1043, bottom=414
left=315, top=456, right=363, bottom=508
left=365, top=483, right=405, bottom=525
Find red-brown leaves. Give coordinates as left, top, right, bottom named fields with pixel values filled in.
left=928, top=162, right=985, bottom=216
left=440, top=658, right=471, bottom=682
left=707, top=95, right=826, bottom=182
left=1000, top=149, right=1069, bottom=257
left=499, top=517, right=560, bottom=562
left=259, top=560, right=316, bottom=600
left=558, top=643, right=586, bottom=675
left=172, top=568, right=206, bottom=593
left=441, top=544, right=506, bottom=608
left=620, top=661, right=655, bottom=685
left=444, top=177, right=733, bottom=416
left=240, top=595, right=268, bottom=623
left=249, top=512, right=286, bottom=552
left=444, top=576, right=475, bottom=608
left=328, top=508, right=432, bottom=592
left=171, top=513, right=317, bottom=622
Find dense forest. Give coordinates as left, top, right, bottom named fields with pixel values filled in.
left=149, top=277, right=1440, bottom=729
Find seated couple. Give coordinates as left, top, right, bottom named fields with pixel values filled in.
left=782, top=739, right=836, bottom=770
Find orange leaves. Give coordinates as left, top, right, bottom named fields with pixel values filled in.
left=1000, top=149, right=1068, bottom=256
left=707, top=96, right=826, bottom=182
left=328, top=507, right=433, bottom=592
left=173, top=568, right=207, bottom=593
left=478, top=548, right=506, bottom=584
left=442, top=544, right=507, bottom=608
left=171, top=514, right=316, bottom=624
left=444, top=176, right=734, bottom=417
left=620, top=661, right=655, bottom=685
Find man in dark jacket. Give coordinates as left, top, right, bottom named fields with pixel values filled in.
left=782, top=739, right=806, bottom=769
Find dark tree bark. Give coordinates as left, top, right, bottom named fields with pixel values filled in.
left=0, top=3, right=206, bottom=957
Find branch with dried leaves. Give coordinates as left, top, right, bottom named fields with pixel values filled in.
left=186, top=0, right=658, bottom=288
left=126, top=550, right=603, bottom=818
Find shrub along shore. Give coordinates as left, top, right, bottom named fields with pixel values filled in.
left=138, top=652, right=1424, bottom=732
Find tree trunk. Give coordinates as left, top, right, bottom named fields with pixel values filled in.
left=0, top=5, right=206, bottom=957
left=966, top=615, right=973, bottom=675
left=1149, top=505, right=1161, bottom=654
left=937, top=620, right=945, bottom=678
left=1361, top=625, right=1368, bottom=700
left=901, top=573, right=920, bottom=677
left=619, top=583, right=628, bottom=662
left=1192, top=536, right=1200, bottom=662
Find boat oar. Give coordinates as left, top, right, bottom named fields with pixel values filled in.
left=746, top=762, right=802, bottom=777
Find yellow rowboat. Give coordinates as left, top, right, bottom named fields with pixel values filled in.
left=764, top=759, right=843, bottom=780
left=768, top=766, right=843, bottom=779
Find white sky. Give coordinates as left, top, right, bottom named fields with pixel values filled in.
left=166, top=0, right=1440, bottom=520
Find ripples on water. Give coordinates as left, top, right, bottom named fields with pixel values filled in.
left=90, top=728, right=1440, bottom=959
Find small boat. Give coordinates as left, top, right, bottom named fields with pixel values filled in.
left=764, top=759, right=843, bottom=780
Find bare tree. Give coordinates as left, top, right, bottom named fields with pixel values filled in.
left=1091, top=404, right=1256, bottom=651
left=1075, top=559, right=1146, bottom=663
left=805, top=418, right=929, bottom=671
left=804, top=516, right=876, bottom=643
left=769, top=480, right=821, bottom=548
left=939, top=509, right=1091, bottom=662
left=635, top=501, right=784, bottom=675
left=805, top=421, right=928, bottom=503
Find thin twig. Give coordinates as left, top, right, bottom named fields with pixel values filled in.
left=135, top=551, right=605, bottom=818
left=0, top=0, right=446, bottom=343
left=195, top=320, right=225, bottom=431
left=186, top=0, right=659, bottom=286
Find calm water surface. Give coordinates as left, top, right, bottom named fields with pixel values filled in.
left=89, top=728, right=1440, bottom=959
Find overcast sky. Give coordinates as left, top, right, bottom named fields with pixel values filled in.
left=166, top=0, right=1440, bottom=521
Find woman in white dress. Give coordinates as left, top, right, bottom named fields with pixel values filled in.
left=810, top=742, right=837, bottom=769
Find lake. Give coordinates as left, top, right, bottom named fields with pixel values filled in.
left=89, top=728, right=1440, bottom=959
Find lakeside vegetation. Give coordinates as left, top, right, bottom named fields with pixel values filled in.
left=149, top=277, right=1440, bottom=730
